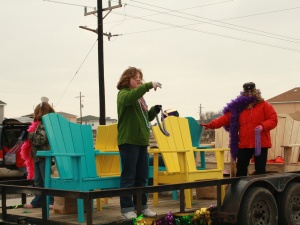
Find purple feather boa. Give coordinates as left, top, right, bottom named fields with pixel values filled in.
left=222, top=95, right=256, bottom=160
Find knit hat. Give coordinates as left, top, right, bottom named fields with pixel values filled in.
left=41, top=96, right=49, bottom=103
left=163, top=109, right=179, bottom=118
left=243, top=82, right=256, bottom=91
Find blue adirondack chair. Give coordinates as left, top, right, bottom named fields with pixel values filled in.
left=185, top=116, right=212, bottom=170
left=36, top=113, right=120, bottom=223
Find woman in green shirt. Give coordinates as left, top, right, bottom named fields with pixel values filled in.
left=117, top=67, right=161, bottom=220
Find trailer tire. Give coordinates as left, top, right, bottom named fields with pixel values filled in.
left=237, top=187, right=278, bottom=225
left=277, top=182, right=300, bottom=225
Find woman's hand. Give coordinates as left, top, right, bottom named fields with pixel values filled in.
left=152, top=81, right=162, bottom=91
left=200, top=123, right=213, bottom=130
left=255, top=125, right=263, bottom=131
left=154, top=105, right=162, bottom=114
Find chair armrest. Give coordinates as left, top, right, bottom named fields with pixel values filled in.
left=148, top=149, right=189, bottom=154
left=148, top=147, right=159, bottom=152
left=95, top=150, right=120, bottom=156
left=36, top=151, right=85, bottom=157
left=196, top=145, right=212, bottom=149
left=196, top=146, right=212, bottom=149
left=281, top=144, right=300, bottom=147
left=281, top=144, right=300, bottom=169
left=201, top=143, right=215, bottom=148
left=194, top=148, right=230, bottom=152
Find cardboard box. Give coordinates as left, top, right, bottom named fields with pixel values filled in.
left=196, top=186, right=217, bottom=199
left=53, top=197, right=82, bottom=214
left=196, top=185, right=229, bottom=200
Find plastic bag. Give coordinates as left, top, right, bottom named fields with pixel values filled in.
left=4, top=132, right=25, bottom=165
left=5, top=153, right=16, bottom=165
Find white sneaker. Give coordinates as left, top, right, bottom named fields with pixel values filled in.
left=142, top=208, right=157, bottom=217
left=121, top=211, right=137, bottom=220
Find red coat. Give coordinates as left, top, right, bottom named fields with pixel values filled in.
left=210, top=101, right=277, bottom=149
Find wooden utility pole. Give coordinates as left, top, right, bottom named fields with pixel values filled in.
left=199, top=104, right=202, bottom=123
left=97, top=0, right=105, bottom=125
left=76, top=92, right=85, bottom=124
left=81, top=1, right=121, bottom=125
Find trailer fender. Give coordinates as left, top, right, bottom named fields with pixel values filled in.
left=220, top=173, right=300, bottom=223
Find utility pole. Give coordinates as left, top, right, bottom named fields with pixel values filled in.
left=76, top=92, right=85, bottom=124
left=97, top=0, right=105, bottom=125
left=80, top=0, right=122, bottom=125
left=199, top=104, right=202, bottom=123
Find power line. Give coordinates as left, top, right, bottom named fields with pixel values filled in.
left=44, top=0, right=300, bottom=43
left=221, top=5, right=300, bottom=23
left=121, top=1, right=300, bottom=44
left=129, top=0, right=233, bottom=10
left=55, top=39, right=98, bottom=108
left=43, top=0, right=95, bottom=9
left=82, top=1, right=233, bottom=27
left=129, top=0, right=234, bottom=11
left=111, top=11, right=300, bottom=53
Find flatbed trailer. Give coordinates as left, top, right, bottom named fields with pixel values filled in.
left=0, top=171, right=300, bottom=225
left=219, top=171, right=300, bottom=225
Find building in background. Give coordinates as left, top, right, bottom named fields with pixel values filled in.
left=22, top=111, right=77, bottom=123
left=56, top=112, right=77, bottom=123
left=77, top=115, right=117, bottom=138
left=0, top=101, right=7, bottom=124
left=0, top=100, right=118, bottom=138
left=267, top=87, right=300, bottom=121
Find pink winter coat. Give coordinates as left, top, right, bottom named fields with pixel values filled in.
left=210, top=101, right=278, bottom=149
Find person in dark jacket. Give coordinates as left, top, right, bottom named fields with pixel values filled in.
left=117, top=66, right=161, bottom=219
left=201, top=82, right=278, bottom=177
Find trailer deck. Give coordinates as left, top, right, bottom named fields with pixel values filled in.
left=2, top=172, right=300, bottom=225
left=1, top=194, right=216, bottom=225
left=0, top=178, right=233, bottom=225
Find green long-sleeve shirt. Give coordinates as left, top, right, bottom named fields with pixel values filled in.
left=117, top=82, right=156, bottom=146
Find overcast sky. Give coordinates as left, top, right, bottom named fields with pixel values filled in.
left=1, top=0, right=300, bottom=121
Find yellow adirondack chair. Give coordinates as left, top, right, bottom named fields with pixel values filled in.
left=150, top=116, right=229, bottom=208
left=95, top=123, right=120, bottom=176
left=94, top=123, right=121, bottom=210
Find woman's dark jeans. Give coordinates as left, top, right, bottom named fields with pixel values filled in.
left=119, top=144, right=149, bottom=213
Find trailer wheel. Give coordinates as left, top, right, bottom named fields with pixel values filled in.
left=237, top=187, right=278, bottom=225
left=277, top=182, right=300, bottom=225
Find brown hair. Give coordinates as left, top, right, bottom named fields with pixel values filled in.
left=254, top=89, right=264, bottom=102
left=117, top=67, right=143, bottom=90
left=33, top=102, right=55, bottom=122
left=241, top=89, right=264, bottom=105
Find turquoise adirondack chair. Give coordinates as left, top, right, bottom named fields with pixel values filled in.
left=185, top=116, right=212, bottom=170
left=36, top=113, right=120, bottom=223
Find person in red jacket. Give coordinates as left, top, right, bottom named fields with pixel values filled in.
left=201, top=82, right=278, bottom=177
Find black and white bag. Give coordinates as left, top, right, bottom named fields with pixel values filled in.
left=4, top=131, right=25, bottom=165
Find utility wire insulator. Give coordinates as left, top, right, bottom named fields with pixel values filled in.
left=84, top=0, right=122, bottom=17
left=104, top=32, right=122, bottom=41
